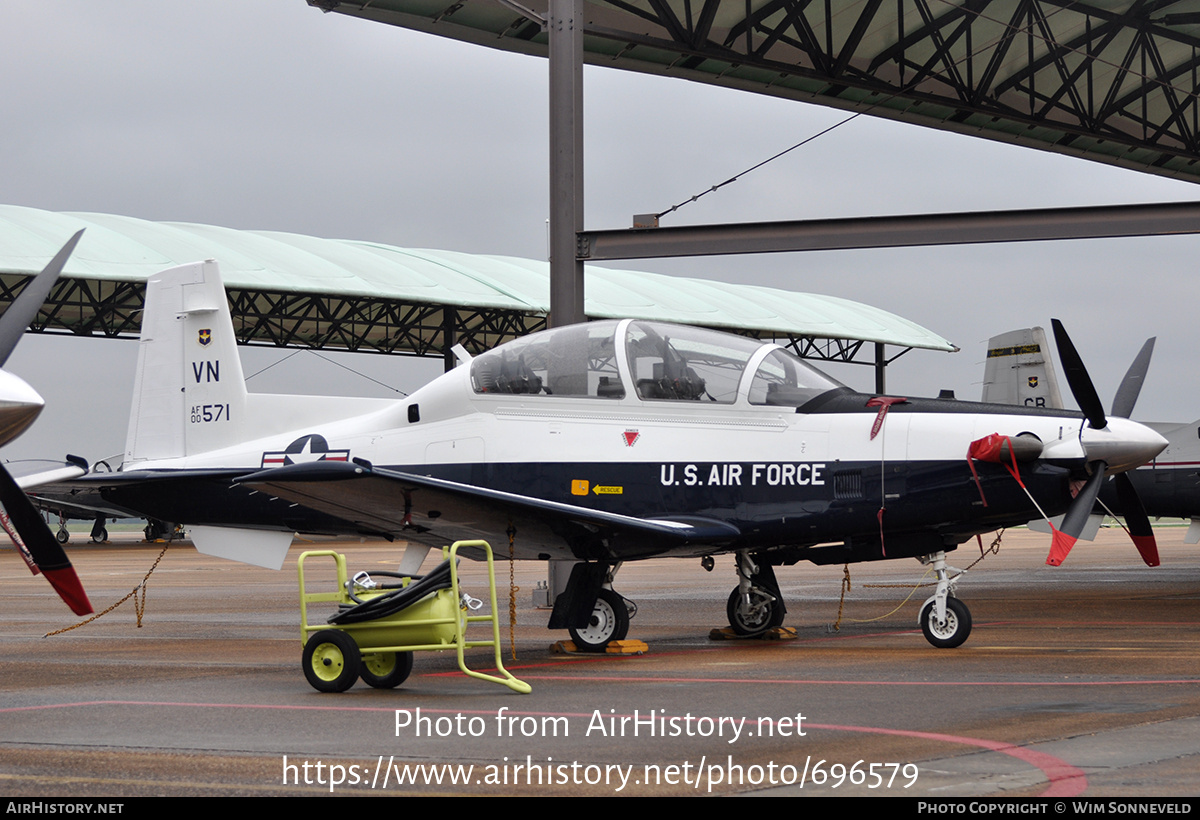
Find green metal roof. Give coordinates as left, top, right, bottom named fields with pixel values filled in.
left=0, top=204, right=955, bottom=353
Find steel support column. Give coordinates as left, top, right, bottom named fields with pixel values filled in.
left=548, top=0, right=585, bottom=329
left=547, top=0, right=586, bottom=606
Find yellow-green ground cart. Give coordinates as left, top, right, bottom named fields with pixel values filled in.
left=297, top=540, right=530, bottom=694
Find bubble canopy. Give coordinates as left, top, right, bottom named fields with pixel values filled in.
left=469, top=319, right=844, bottom=407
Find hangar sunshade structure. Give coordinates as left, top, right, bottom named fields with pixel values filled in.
left=312, top=0, right=1200, bottom=182
left=0, top=206, right=954, bottom=388
left=309, top=0, right=1200, bottom=333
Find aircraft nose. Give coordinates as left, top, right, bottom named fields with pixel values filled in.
left=0, top=369, right=44, bottom=448
left=1080, top=417, right=1168, bottom=474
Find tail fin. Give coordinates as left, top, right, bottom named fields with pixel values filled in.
left=981, top=327, right=1064, bottom=409
left=125, top=261, right=248, bottom=464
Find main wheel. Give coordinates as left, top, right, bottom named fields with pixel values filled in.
left=919, top=597, right=972, bottom=649
left=360, top=651, right=414, bottom=689
left=91, top=528, right=108, bottom=544
left=302, top=630, right=361, bottom=692
left=569, top=589, right=630, bottom=652
left=726, top=585, right=785, bottom=637
left=55, top=528, right=69, bottom=544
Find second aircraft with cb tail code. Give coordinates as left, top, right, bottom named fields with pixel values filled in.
left=51, top=261, right=1167, bottom=650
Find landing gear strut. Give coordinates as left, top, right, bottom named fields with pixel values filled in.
left=727, top=551, right=786, bottom=637
left=917, top=551, right=971, bottom=648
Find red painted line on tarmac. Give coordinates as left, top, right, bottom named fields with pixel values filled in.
left=1, top=700, right=1087, bottom=795
left=804, top=723, right=1086, bottom=797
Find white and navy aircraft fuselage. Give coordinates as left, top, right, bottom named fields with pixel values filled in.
left=60, top=262, right=1165, bottom=649
left=104, top=395, right=1087, bottom=563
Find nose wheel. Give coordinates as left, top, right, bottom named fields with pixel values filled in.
left=726, top=551, right=786, bottom=637
left=726, top=584, right=784, bottom=636
left=919, top=597, right=971, bottom=648
left=917, top=551, right=971, bottom=648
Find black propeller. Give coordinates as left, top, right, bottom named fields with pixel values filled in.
left=1046, top=319, right=1159, bottom=567
left=1047, top=461, right=1106, bottom=566
left=1115, top=470, right=1160, bottom=567
left=0, top=464, right=91, bottom=614
left=1051, top=318, right=1107, bottom=430
left=0, top=231, right=93, bottom=614
left=1111, top=337, right=1155, bottom=421
left=0, top=231, right=81, bottom=364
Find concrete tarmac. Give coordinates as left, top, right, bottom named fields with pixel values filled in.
left=1, top=527, right=1199, bottom=797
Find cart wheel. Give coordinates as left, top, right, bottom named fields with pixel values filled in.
left=302, top=630, right=361, bottom=692
left=360, top=651, right=414, bottom=689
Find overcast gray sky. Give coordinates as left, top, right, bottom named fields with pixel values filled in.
left=4, top=0, right=1200, bottom=464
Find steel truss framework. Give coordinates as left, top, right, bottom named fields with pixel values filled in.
left=318, top=0, right=1200, bottom=181
left=0, top=275, right=896, bottom=370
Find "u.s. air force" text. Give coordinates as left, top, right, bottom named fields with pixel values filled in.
left=660, top=463, right=826, bottom=487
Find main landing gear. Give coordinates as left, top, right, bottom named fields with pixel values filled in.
left=89, top=515, right=108, bottom=544
left=726, top=551, right=786, bottom=637
left=549, top=562, right=636, bottom=652
left=917, top=551, right=971, bottom=648
left=570, top=588, right=630, bottom=651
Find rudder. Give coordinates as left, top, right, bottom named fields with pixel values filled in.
left=124, top=260, right=248, bottom=464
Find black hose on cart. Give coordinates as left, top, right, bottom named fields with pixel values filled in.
left=327, top=559, right=454, bottom=625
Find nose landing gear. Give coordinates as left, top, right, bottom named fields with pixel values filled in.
left=726, top=552, right=786, bottom=637
left=917, top=551, right=971, bottom=648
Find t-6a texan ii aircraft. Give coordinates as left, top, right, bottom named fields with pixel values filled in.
left=57, top=261, right=1166, bottom=650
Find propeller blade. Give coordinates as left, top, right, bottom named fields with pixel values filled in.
left=0, top=463, right=92, bottom=615
left=1111, top=337, right=1155, bottom=419
left=1051, top=319, right=1107, bottom=430
left=1114, top=471, right=1160, bottom=567
left=0, top=230, right=82, bottom=367
left=1047, top=461, right=1107, bottom=566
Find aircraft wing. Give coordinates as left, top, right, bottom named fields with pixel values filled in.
left=9, top=459, right=88, bottom=490
left=14, top=460, right=108, bottom=526
left=27, top=467, right=248, bottom=522
left=240, top=461, right=742, bottom=561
